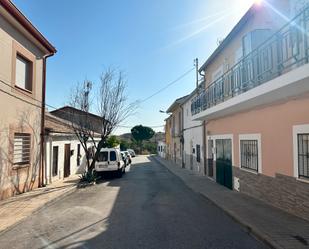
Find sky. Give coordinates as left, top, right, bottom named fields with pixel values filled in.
left=13, top=0, right=256, bottom=135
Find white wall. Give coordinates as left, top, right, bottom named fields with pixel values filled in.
left=182, top=93, right=204, bottom=174
left=45, top=135, right=89, bottom=184
left=157, top=141, right=166, bottom=158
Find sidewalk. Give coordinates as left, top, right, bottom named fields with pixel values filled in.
left=154, top=156, right=309, bottom=249
left=0, top=175, right=79, bottom=234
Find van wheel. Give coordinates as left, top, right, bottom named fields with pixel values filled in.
left=117, top=168, right=123, bottom=178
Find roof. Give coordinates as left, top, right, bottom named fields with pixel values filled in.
left=45, top=112, right=101, bottom=136
left=45, top=112, right=74, bottom=134
left=50, top=106, right=106, bottom=134
left=199, top=4, right=257, bottom=72
left=0, top=0, right=56, bottom=54
left=166, top=95, right=189, bottom=113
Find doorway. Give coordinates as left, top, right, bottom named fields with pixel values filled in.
left=64, top=144, right=71, bottom=178
left=215, top=139, right=233, bottom=190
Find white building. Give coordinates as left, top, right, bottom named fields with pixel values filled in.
left=157, top=141, right=166, bottom=158
left=44, top=112, right=100, bottom=184
left=182, top=90, right=205, bottom=175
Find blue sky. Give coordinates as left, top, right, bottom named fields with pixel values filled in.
left=13, top=0, right=255, bottom=134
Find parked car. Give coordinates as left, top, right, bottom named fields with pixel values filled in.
left=95, top=148, right=125, bottom=177
left=121, top=151, right=132, bottom=164
left=127, top=149, right=136, bottom=157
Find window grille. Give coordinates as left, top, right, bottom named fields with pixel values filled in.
left=13, top=133, right=31, bottom=165
left=240, top=140, right=258, bottom=172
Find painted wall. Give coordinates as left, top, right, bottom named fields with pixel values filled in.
left=206, top=96, right=309, bottom=178
left=45, top=136, right=86, bottom=184
left=183, top=94, right=204, bottom=174
left=0, top=11, right=45, bottom=199
left=203, top=0, right=290, bottom=88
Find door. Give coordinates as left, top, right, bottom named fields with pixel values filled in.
left=207, top=140, right=214, bottom=177
left=215, top=139, right=233, bottom=189
left=52, top=146, right=59, bottom=177
left=64, top=144, right=71, bottom=178
left=96, top=151, right=109, bottom=169
left=190, top=140, right=193, bottom=170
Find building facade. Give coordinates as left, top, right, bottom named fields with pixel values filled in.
left=182, top=91, right=205, bottom=175
left=166, top=96, right=188, bottom=167
left=0, top=1, right=56, bottom=199
left=191, top=0, right=309, bottom=221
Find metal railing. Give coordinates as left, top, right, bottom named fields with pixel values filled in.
left=192, top=5, right=309, bottom=116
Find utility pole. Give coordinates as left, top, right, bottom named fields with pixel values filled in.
left=194, top=58, right=199, bottom=90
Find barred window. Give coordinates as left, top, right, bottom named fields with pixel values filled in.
left=298, top=134, right=309, bottom=179
left=240, top=140, right=258, bottom=172
left=196, top=144, right=201, bottom=163
left=13, top=133, right=31, bottom=165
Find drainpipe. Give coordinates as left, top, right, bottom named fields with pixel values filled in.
left=39, top=53, right=54, bottom=188
left=181, top=105, right=185, bottom=168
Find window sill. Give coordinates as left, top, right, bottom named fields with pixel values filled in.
left=12, top=164, right=30, bottom=170
left=15, top=85, right=33, bottom=94
left=239, top=167, right=259, bottom=175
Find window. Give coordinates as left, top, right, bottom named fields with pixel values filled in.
left=77, top=144, right=81, bottom=166
left=297, top=134, right=309, bottom=179
left=15, top=54, right=33, bottom=92
left=13, top=133, right=31, bottom=165
left=52, top=146, right=59, bottom=176
left=240, top=140, right=258, bottom=172
left=98, top=151, right=108, bottom=162
left=196, top=145, right=201, bottom=163
left=110, top=151, right=117, bottom=161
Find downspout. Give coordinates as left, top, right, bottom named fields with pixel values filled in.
left=39, top=53, right=54, bottom=188
left=181, top=105, right=185, bottom=168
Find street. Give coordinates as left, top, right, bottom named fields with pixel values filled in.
left=0, top=156, right=268, bottom=249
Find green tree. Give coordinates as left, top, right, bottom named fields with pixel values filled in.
left=131, top=125, right=155, bottom=153
left=106, top=135, right=120, bottom=148
left=120, top=139, right=131, bottom=151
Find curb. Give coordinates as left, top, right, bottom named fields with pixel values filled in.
left=0, top=184, right=77, bottom=237
left=152, top=156, right=282, bottom=249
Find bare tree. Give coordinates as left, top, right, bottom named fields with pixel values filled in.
left=68, top=68, right=137, bottom=175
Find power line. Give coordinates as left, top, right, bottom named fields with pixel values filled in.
left=140, top=67, right=195, bottom=103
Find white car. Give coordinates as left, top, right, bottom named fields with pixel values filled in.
left=95, top=148, right=125, bottom=177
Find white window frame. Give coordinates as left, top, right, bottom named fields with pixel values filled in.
left=207, top=134, right=234, bottom=166
left=293, top=124, right=309, bottom=181
left=239, top=134, right=262, bottom=174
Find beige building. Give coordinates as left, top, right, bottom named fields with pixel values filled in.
left=0, top=1, right=56, bottom=199
left=191, top=0, right=309, bottom=221
left=166, top=95, right=188, bottom=167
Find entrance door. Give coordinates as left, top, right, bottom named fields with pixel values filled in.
left=64, top=144, right=71, bottom=178
left=207, top=140, right=214, bottom=177
left=215, top=139, right=233, bottom=189
left=190, top=140, right=193, bottom=170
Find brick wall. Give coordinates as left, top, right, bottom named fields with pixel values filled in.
left=233, top=167, right=309, bottom=222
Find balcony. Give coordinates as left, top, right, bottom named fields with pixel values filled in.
left=192, top=5, right=309, bottom=120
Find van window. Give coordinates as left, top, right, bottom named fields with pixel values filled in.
left=110, top=151, right=117, bottom=161
left=98, top=151, right=108, bottom=162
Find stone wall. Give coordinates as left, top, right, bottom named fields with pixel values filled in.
left=233, top=167, right=309, bottom=222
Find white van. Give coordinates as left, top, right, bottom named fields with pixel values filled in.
left=94, top=148, right=125, bottom=177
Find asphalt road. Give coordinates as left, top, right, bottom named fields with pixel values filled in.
left=0, top=156, right=268, bottom=249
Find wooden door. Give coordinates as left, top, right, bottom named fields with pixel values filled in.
left=64, top=144, right=71, bottom=178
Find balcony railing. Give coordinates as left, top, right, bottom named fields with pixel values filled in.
left=192, top=4, right=309, bottom=116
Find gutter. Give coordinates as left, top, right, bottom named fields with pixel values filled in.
left=0, top=0, right=56, bottom=54
left=39, top=53, right=54, bottom=187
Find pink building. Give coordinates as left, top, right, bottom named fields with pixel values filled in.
left=191, top=0, right=309, bottom=221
